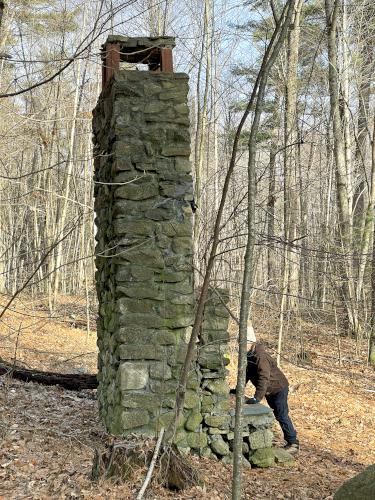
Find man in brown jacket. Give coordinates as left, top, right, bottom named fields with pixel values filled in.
left=245, top=340, right=299, bottom=454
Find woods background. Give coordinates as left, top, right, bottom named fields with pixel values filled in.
left=0, top=0, right=375, bottom=364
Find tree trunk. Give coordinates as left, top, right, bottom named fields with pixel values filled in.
left=325, top=0, right=358, bottom=335
left=283, top=0, right=303, bottom=314
left=0, top=358, right=97, bottom=390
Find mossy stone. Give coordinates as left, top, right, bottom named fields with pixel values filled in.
left=113, top=219, right=157, bottom=236
left=149, top=379, right=177, bottom=394
left=115, top=177, right=158, bottom=200
left=118, top=344, right=165, bottom=360
left=118, top=362, right=148, bottom=390
left=201, top=395, right=215, bottom=412
left=249, top=448, right=276, bottom=468
left=174, top=429, right=189, bottom=447
left=154, top=411, right=175, bottom=431
left=248, top=429, right=274, bottom=450
left=204, top=414, right=231, bottom=429
left=149, top=361, right=172, bottom=380
left=121, top=410, right=150, bottom=430
left=186, top=431, right=208, bottom=450
left=210, top=435, right=230, bottom=456
left=116, top=285, right=163, bottom=300
left=161, top=144, right=190, bottom=156
left=273, top=448, right=295, bottom=466
left=333, top=464, right=375, bottom=500
left=204, top=379, right=230, bottom=396
left=121, top=392, right=160, bottom=408
left=185, top=411, right=203, bottom=431
left=199, top=346, right=229, bottom=370
left=184, top=390, right=200, bottom=409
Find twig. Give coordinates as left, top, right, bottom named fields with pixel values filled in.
left=136, top=428, right=165, bottom=500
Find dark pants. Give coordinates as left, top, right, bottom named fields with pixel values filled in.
left=266, top=386, right=298, bottom=445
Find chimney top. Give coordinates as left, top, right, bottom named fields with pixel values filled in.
left=101, top=36, right=175, bottom=88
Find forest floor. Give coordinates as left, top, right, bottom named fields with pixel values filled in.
left=0, top=294, right=374, bottom=499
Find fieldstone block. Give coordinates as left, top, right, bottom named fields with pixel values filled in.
left=199, top=346, right=228, bottom=369
left=273, top=448, right=295, bottom=466
left=155, top=269, right=186, bottom=282
left=174, top=429, right=189, bottom=447
left=207, top=427, right=229, bottom=435
left=186, top=431, right=208, bottom=449
left=161, top=144, right=190, bottom=156
left=186, top=370, right=201, bottom=390
left=201, top=394, right=215, bottom=412
left=121, top=244, right=165, bottom=269
left=160, top=180, right=193, bottom=199
left=248, top=429, right=273, bottom=450
left=116, top=284, right=164, bottom=300
left=115, top=326, right=151, bottom=344
left=118, top=362, right=148, bottom=390
left=204, top=379, right=230, bottom=396
left=121, top=410, right=150, bottom=430
left=144, top=101, right=167, bottom=114
left=154, top=330, right=180, bottom=345
left=160, top=219, right=192, bottom=237
left=116, top=297, right=154, bottom=315
left=158, top=302, right=192, bottom=319
left=118, top=312, right=166, bottom=329
left=149, top=361, right=172, bottom=380
left=184, top=390, right=200, bottom=409
left=200, top=448, right=217, bottom=460
left=210, top=435, right=230, bottom=456
left=185, top=411, right=203, bottom=432
left=121, top=392, right=160, bottom=408
left=201, top=329, right=229, bottom=345
left=230, top=405, right=275, bottom=429
left=113, top=219, right=157, bottom=236
left=249, top=448, right=276, bottom=468
left=171, top=237, right=193, bottom=255
left=113, top=198, right=156, bottom=218
left=202, top=316, right=230, bottom=331
left=215, top=398, right=231, bottom=413
left=154, top=411, right=176, bottom=431
left=204, top=414, right=231, bottom=429
left=118, top=344, right=165, bottom=360
left=149, top=379, right=177, bottom=394
left=115, top=176, right=158, bottom=200
left=249, top=448, right=295, bottom=468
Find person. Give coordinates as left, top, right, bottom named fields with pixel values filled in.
left=231, top=325, right=299, bottom=455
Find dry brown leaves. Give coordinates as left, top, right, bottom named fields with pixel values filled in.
left=0, top=296, right=374, bottom=499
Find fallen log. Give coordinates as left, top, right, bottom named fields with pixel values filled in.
left=0, top=358, right=98, bottom=390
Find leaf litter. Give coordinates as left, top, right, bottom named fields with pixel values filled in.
left=0, top=297, right=374, bottom=499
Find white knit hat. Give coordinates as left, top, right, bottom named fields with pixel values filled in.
left=247, top=322, right=256, bottom=343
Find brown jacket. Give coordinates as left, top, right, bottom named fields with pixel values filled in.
left=246, top=343, right=288, bottom=401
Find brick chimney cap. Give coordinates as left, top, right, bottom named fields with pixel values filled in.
left=104, top=36, right=176, bottom=50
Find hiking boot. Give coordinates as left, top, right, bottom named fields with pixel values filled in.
left=284, top=442, right=299, bottom=455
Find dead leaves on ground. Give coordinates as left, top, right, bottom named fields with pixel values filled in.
left=0, top=297, right=374, bottom=498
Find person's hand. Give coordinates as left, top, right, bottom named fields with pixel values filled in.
left=245, top=397, right=258, bottom=404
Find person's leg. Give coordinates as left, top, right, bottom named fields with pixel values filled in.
left=266, top=387, right=298, bottom=445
